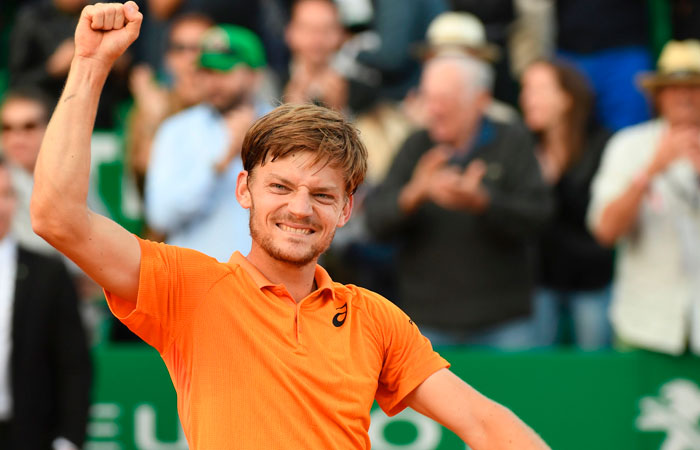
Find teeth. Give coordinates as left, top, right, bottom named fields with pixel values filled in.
left=279, top=224, right=311, bottom=235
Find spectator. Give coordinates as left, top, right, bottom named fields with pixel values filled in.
left=8, top=0, right=84, bottom=97
left=588, top=40, right=700, bottom=355
left=145, top=24, right=269, bottom=261
left=448, top=0, right=520, bottom=107
left=555, top=0, right=653, bottom=132
left=282, top=0, right=346, bottom=111
left=9, top=0, right=130, bottom=129
left=127, top=12, right=214, bottom=197
left=0, top=156, right=91, bottom=450
left=341, top=0, right=446, bottom=112
left=283, top=0, right=416, bottom=186
left=413, top=11, right=518, bottom=124
left=520, top=60, right=614, bottom=349
left=136, top=0, right=284, bottom=82
left=1, top=87, right=107, bottom=338
left=365, top=54, right=552, bottom=348
left=0, top=87, right=54, bottom=255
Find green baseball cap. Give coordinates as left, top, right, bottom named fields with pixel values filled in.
left=199, top=25, right=266, bottom=71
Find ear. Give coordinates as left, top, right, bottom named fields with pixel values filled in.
left=236, top=170, right=252, bottom=209
left=476, top=91, right=492, bottom=112
left=336, top=194, right=354, bottom=228
left=248, top=69, right=264, bottom=93
left=284, top=24, right=294, bottom=48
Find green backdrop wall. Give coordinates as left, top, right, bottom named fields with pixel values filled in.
left=84, top=346, right=700, bottom=449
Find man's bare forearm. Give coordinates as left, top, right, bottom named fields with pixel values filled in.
left=31, top=2, right=143, bottom=302
left=32, top=57, right=110, bottom=241
left=406, top=369, right=549, bottom=450
left=466, top=400, right=549, bottom=450
left=594, top=170, right=649, bottom=247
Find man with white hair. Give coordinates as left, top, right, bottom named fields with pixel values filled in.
left=366, top=54, right=552, bottom=347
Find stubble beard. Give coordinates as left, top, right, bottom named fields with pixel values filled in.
left=248, top=203, right=335, bottom=267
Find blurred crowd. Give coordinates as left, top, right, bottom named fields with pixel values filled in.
left=1, top=0, right=700, bottom=443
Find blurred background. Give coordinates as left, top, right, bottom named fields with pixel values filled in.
left=1, top=0, right=700, bottom=449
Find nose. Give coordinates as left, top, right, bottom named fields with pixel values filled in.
left=287, top=190, right=313, bottom=218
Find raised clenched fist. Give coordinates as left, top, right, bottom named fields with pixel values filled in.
left=74, top=1, right=143, bottom=67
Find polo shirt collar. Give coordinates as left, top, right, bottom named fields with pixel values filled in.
left=228, top=252, right=338, bottom=303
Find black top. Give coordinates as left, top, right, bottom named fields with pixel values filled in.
left=556, top=0, right=649, bottom=53
left=8, top=0, right=78, bottom=98
left=537, top=126, right=614, bottom=291
left=365, top=120, right=553, bottom=331
left=9, top=247, right=92, bottom=450
left=9, top=0, right=130, bottom=128
left=671, top=0, right=700, bottom=40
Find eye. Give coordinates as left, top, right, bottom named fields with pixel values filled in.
left=270, top=183, right=290, bottom=193
left=313, top=193, right=335, bottom=203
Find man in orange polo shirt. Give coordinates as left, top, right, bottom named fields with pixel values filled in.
left=31, top=2, right=549, bottom=449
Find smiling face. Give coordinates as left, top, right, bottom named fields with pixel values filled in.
left=201, top=66, right=257, bottom=112
left=236, top=151, right=353, bottom=267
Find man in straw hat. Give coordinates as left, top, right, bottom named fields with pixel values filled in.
left=31, top=2, right=549, bottom=449
left=588, top=40, right=700, bottom=355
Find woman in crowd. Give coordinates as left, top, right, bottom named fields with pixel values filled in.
left=520, top=59, right=614, bottom=349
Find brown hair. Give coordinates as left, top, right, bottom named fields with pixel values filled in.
left=241, top=103, right=367, bottom=195
left=528, top=59, right=594, bottom=168
left=1, top=86, right=54, bottom=123
left=168, top=12, right=215, bottom=41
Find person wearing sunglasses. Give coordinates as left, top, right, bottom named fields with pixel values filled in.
left=0, top=87, right=54, bottom=255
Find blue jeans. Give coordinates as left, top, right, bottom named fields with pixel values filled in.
left=420, top=317, right=537, bottom=350
left=533, top=286, right=613, bottom=350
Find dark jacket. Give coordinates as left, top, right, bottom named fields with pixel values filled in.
left=537, top=126, right=614, bottom=291
left=8, top=247, right=92, bottom=450
left=9, top=1, right=78, bottom=100
left=9, top=0, right=129, bottom=128
left=556, top=0, right=649, bottom=53
left=365, top=120, right=553, bottom=331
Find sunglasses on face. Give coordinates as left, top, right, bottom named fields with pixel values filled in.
left=1, top=119, right=45, bottom=133
left=168, top=42, right=202, bottom=54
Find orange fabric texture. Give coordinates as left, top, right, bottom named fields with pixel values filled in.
left=104, top=238, right=449, bottom=449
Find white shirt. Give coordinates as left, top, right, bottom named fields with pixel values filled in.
left=8, top=165, right=58, bottom=256
left=588, top=119, right=700, bottom=355
left=145, top=104, right=253, bottom=261
left=0, top=235, right=17, bottom=419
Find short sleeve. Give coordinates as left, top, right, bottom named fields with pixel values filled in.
left=104, top=238, right=228, bottom=353
left=369, top=292, right=450, bottom=416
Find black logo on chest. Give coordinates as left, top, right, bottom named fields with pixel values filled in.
left=332, top=303, right=347, bottom=327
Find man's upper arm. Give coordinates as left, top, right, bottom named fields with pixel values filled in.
left=371, top=289, right=450, bottom=415
left=404, top=368, right=488, bottom=440
left=57, top=211, right=141, bottom=303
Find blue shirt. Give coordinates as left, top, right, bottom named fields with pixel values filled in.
left=145, top=104, right=252, bottom=262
